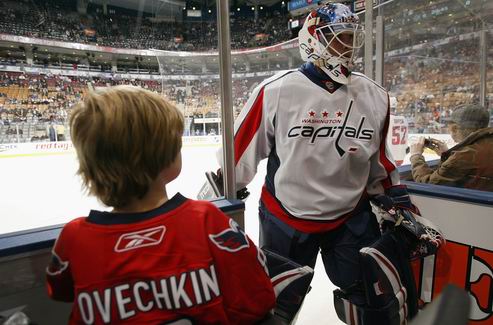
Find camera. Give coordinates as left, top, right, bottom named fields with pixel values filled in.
left=424, top=138, right=439, bottom=150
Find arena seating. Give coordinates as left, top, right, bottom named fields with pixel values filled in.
left=0, top=71, right=267, bottom=142
left=0, top=0, right=291, bottom=51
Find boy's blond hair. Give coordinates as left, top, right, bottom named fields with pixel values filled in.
left=70, top=85, right=184, bottom=208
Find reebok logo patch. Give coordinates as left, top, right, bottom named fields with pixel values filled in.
left=114, top=226, right=166, bottom=252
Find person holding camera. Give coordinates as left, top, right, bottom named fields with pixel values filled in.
left=409, top=104, right=493, bottom=191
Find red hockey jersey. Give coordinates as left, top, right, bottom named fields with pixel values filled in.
left=46, top=193, right=275, bottom=324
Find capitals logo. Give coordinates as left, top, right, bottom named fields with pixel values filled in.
left=287, top=100, right=375, bottom=157
left=209, top=219, right=250, bottom=252
left=299, top=43, right=320, bottom=61
left=46, top=251, right=69, bottom=276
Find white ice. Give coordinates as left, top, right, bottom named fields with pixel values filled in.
left=0, top=144, right=343, bottom=324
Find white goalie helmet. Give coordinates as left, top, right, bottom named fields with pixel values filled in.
left=298, top=3, right=365, bottom=84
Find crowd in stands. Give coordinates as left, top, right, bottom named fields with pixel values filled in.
left=1, top=36, right=491, bottom=143
left=0, top=0, right=292, bottom=51
left=1, top=32, right=492, bottom=141
left=382, top=38, right=491, bottom=133
left=1, top=0, right=484, bottom=53
left=0, top=71, right=264, bottom=141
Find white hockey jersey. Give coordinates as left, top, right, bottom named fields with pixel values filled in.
left=230, top=63, right=400, bottom=233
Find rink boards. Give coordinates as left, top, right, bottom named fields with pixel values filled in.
left=400, top=171, right=493, bottom=324
left=0, top=136, right=222, bottom=158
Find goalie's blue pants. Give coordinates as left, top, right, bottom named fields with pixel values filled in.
left=258, top=200, right=380, bottom=306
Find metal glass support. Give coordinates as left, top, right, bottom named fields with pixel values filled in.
left=479, top=24, right=488, bottom=107
left=375, top=14, right=384, bottom=86
left=217, top=0, right=237, bottom=199
left=364, top=0, right=373, bottom=79
left=15, top=124, right=20, bottom=143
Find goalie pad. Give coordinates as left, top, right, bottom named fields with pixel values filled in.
left=262, top=249, right=314, bottom=324
left=334, top=231, right=418, bottom=325
left=334, top=290, right=409, bottom=325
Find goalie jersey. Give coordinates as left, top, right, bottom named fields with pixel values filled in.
left=46, top=193, right=275, bottom=324
left=231, top=63, right=400, bottom=233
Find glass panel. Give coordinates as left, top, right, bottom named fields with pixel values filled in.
left=382, top=0, right=492, bottom=192
left=0, top=0, right=225, bottom=234
left=154, top=52, right=221, bottom=200
left=0, top=0, right=297, bottom=234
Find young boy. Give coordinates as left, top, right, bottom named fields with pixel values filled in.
left=46, top=86, right=275, bottom=324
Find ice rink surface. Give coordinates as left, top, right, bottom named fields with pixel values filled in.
left=0, top=144, right=343, bottom=324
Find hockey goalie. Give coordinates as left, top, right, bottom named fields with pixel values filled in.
left=202, top=3, right=445, bottom=324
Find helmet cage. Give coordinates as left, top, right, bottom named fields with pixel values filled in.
left=298, top=4, right=365, bottom=84
left=314, top=22, right=365, bottom=67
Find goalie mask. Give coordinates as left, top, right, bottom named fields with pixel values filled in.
left=298, top=3, right=364, bottom=84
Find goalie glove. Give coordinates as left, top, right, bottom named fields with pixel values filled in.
left=371, top=189, right=445, bottom=260
left=205, top=169, right=250, bottom=200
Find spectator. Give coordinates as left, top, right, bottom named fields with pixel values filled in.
left=45, top=86, right=275, bottom=324
left=410, top=104, right=493, bottom=191
left=48, top=123, right=56, bottom=141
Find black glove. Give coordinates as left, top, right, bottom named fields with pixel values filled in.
left=371, top=191, right=445, bottom=260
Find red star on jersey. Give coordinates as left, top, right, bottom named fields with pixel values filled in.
left=322, top=111, right=329, bottom=118
left=336, top=111, right=343, bottom=117
left=308, top=110, right=316, bottom=117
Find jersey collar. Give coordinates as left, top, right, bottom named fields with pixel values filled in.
left=299, top=62, right=343, bottom=94
left=87, top=193, right=188, bottom=225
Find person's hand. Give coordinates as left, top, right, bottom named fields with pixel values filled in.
left=409, top=137, right=425, bottom=157
left=429, top=139, right=448, bottom=156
